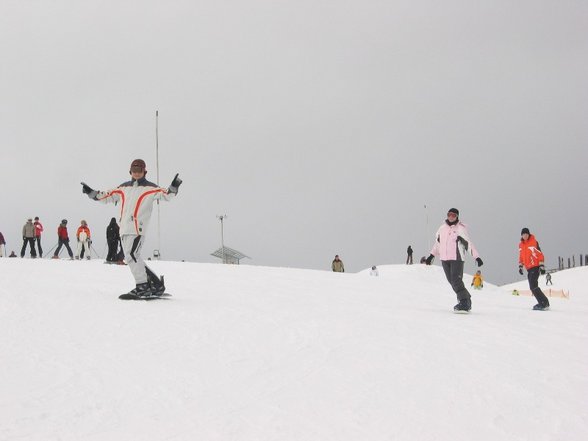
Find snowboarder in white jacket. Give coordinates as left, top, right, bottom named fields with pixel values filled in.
left=82, top=159, right=182, bottom=297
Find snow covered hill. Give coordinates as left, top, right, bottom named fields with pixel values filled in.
left=1, top=259, right=587, bottom=441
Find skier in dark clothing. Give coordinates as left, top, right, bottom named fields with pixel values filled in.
left=425, top=208, right=483, bottom=313
left=106, top=218, right=121, bottom=263
left=82, top=159, right=182, bottom=298
left=519, top=228, right=550, bottom=311
left=406, top=245, right=413, bottom=265
left=0, top=231, right=6, bottom=257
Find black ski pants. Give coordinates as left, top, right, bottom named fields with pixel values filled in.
left=106, top=239, right=119, bottom=262
left=441, top=260, right=471, bottom=301
left=527, top=266, right=549, bottom=306
left=21, top=237, right=37, bottom=258
left=54, top=238, right=73, bottom=258
left=35, top=236, right=43, bottom=257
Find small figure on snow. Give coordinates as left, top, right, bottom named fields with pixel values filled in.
left=370, top=265, right=379, bottom=276
left=425, top=208, right=483, bottom=313
left=53, top=219, right=74, bottom=259
left=471, top=270, right=483, bottom=290
left=332, top=255, right=345, bottom=273
left=105, top=217, right=121, bottom=264
left=76, top=220, right=92, bottom=260
left=82, top=159, right=182, bottom=298
left=34, top=217, right=44, bottom=258
left=519, top=228, right=549, bottom=311
left=545, top=272, right=553, bottom=286
left=406, top=245, right=413, bottom=265
left=0, top=231, right=5, bottom=257
left=21, top=218, right=37, bottom=258
left=9, top=250, right=17, bottom=258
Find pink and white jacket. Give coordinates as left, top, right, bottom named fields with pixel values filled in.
left=429, top=221, right=480, bottom=262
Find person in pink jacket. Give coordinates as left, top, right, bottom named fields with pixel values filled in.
left=425, top=208, right=483, bottom=312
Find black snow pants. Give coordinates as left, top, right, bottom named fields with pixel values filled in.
left=527, top=266, right=549, bottom=306
left=21, top=237, right=37, bottom=258
left=441, top=260, right=471, bottom=301
left=106, top=239, right=119, bottom=262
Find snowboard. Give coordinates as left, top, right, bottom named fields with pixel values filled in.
left=119, top=292, right=172, bottom=301
left=453, top=309, right=471, bottom=314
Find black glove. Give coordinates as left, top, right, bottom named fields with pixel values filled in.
left=425, top=254, right=434, bottom=265
left=476, top=257, right=483, bottom=267
left=81, top=182, right=98, bottom=200
left=518, top=265, right=524, bottom=275
left=168, top=173, right=182, bottom=194
left=81, top=182, right=93, bottom=194
left=539, top=264, right=545, bottom=275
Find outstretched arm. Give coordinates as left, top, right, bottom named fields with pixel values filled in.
left=168, top=173, right=182, bottom=194
left=81, top=182, right=99, bottom=200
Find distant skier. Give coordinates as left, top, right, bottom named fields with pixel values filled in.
left=0, top=231, right=5, bottom=257
left=370, top=265, right=379, bottom=276
left=519, top=228, right=550, bottom=311
left=425, top=208, right=483, bottom=312
left=34, top=216, right=44, bottom=258
left=105, top=217, right=121, bottom=264
left=332, top=255, right=345, bottom=273
left=52, top=219, right=74, bottom=260
left=21, top=218, right=37, bottom=258
left=471, top=270, right=483, bottom=290
left=76, top=220, right=92, bottom=260
left=82, top=159, right=182, bottom=297
left=545, top=272, right=553, bottom=286
left=406, top=245, right=413, bottom=265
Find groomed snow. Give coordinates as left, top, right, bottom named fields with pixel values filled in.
left=1, top=259, right=586, bottom=440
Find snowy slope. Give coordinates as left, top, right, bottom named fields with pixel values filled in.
left=1, top=259, right=587, bottom=441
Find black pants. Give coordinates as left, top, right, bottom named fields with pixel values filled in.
left=106, top=239, right=119, bottom=262
left=527, top=266, right=549, bottom=306
left=406, top=255, right=413, bottom=264
left=442, top=260, right=471, bottom=301
left=21, top=237, right=37, bottom=257
left=36, top=237, right=43, bottom=257
left=55, top=238, right=73, bottom=258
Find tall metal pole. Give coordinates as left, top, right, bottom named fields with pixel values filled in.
left=424, top=204, right=430, bottom=253
left=217, top=215, right=227, bottom=263
left=156, top=110, right=161, bottom=259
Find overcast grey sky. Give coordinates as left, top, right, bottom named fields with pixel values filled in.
left=1, top=0, right=586, bottom=284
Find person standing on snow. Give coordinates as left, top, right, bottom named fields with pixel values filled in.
left=471, top=270, right=483, bottom=290
left=81, top=159, right=182, bottom=297
left=53, top=219, right=74, bottom=259
left=105, top=217, right=121, bottom=263
left=0, top=231, right=6, bottom=257
left=76, top=220, right=92, bottom=260
left=34, top=217, right=44, bottom=258
left=332, top=255, right=345, bottom=272
left=425, top=208, right=483, bottom=312
left=519, top=227, right=550, bottom=311
left=21, top=218, right=37, bottom=258
left=406, top=245, right=413, bottom=265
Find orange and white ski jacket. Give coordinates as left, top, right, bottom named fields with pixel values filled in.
left=94, top=177, right=175, bottom=236
left=519, top=234, right=544, bottom=270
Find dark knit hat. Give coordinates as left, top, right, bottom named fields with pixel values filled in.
left=447, top=208, right=459, bottom=216
left=521, top=227, right=530, bottom=235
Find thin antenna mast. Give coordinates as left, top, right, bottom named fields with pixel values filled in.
left=156, top=110, right=161, bottom=259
